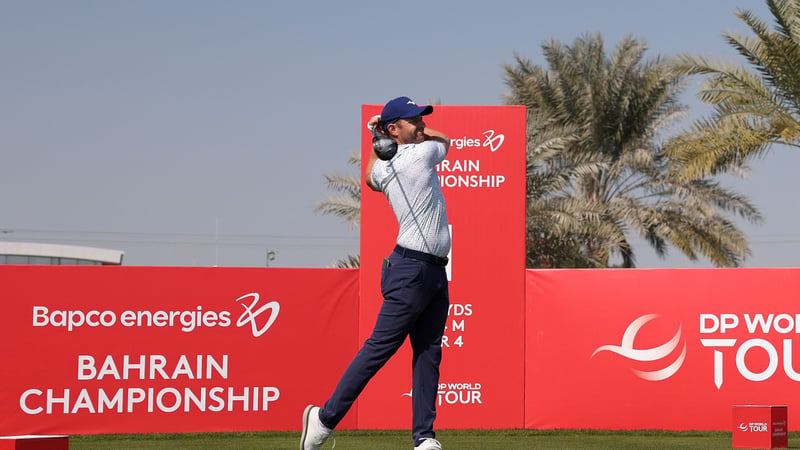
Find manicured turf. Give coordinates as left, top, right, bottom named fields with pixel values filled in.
left=69, top=429, right=762, bottom=449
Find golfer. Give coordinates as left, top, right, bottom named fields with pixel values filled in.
left=301, top=96, right=451, bottom=450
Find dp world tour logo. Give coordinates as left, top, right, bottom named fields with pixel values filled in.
left=591, top=314, right=686, bottom=381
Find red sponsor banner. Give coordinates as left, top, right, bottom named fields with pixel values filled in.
left=526, top=268, right=800, bottom=430
left=0, top=266, right=358, bottom=435
left=358, top=105, right=527, bottom=429
left=7, top=262, right=800, bottom=433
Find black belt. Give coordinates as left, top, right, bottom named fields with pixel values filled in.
left=393, top=245, right=449, bottom=266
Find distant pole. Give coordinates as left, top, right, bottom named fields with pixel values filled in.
left=215, top=217, right=219, bottom=267
left=266, top=249, right=277, bottom=267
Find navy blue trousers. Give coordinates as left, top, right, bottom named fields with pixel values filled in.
left=319, top=250, right=449, bottom=445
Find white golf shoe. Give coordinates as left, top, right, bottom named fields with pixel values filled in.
left=414, top=438, right=442, bottom=450
left=300, top=405, right=332, bottom=450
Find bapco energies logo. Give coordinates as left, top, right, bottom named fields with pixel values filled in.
left=235, top=293, right=280, bottom=337
left=482, top=130, right=504, bottom=152
left=31, top=292, right=280, bottom=338
left=450, top=130, right=505, bottom=152
left=591, top=314, right=686, bottom=381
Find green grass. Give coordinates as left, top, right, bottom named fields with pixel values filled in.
left=67, top=429, right=794, bottom=449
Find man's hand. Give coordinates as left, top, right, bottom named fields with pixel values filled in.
left=365, top=115, right=382, bottom=192
left=367, top=115, right=381, bottom=132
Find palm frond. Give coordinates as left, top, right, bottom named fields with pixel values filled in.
left=505, top=32, right=760, bottom=268
left=316, top=151, right=361, bottom=265
left=329, top=254, right=360, bottom=269
left=669, top=1, right=800, bottom=179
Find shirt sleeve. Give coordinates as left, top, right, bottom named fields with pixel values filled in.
left=420, top=140, right=447, bottom=167
left=370, top=160, right=388, bottom=192
left=370, top=140, right=445, bottom=192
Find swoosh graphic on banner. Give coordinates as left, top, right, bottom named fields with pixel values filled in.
left=592, top=314, right=685, bottom=381
left=633, top=341, right=687, bottom=381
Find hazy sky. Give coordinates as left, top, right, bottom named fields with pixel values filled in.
left=2, top=0, right=798, bottom=268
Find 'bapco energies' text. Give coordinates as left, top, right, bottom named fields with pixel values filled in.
left=32, top=306, right=230, bottom=332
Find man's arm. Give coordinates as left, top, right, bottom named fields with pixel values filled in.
left=424, top=128, right=450, bottom=156
left=364, top=115, right=381, bottom=192
left=364, top=146, right=379, bottom=191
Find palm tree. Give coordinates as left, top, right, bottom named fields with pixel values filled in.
left=669, top=0, right=800, bottom=179
left=315, top=151, right=361, bottom=268
left=504, top=34, right=762, bottom=268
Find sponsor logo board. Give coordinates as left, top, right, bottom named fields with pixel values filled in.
left=0, top=267, right=359, bottom=434
left=527, top=268, right=800, bottom=430
left=359, top=105, right=527, bottom=429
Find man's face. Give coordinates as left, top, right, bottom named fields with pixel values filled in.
left=389, top=116, right=425, bottom=144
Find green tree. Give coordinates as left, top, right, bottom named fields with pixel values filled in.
left=669, top=0, right=800, bottom=179
left=315, top=151, right=360, bottom=268
left=504, top=34, right=762, bottom=268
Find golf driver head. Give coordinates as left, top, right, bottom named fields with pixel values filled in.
left=371, top=127, right=397, bottom=161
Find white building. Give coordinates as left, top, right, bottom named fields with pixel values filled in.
left=0, top=242, right=124, bottom=265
